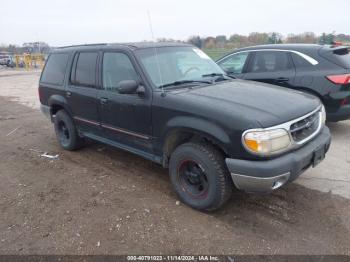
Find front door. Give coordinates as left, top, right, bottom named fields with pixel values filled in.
left=98, top=51, right=153, bottom=153
left=217, top=52, right=250, bottom=79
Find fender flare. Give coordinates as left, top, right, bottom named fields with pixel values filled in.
left=162, top=116, right=231, bottom=155
left=48, top=94, right=73, bottom=118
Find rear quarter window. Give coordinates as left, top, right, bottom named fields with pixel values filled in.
left=40, top=53, right=69, bottom=85
left=291, top=53, right=313, bottom=68
left=333, top=48, right=350, bottom=69
left=319, top=47, right=350, bottom=69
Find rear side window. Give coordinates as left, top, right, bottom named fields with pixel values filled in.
left=319, top=47, right=350, bottom=69
left=71, top=52, right=98, bottom=87
left=332, top=48, right=350, bottom=69
left=41, top=53, right=69, bottom=85
left=249, top=51, right=292, bottom=73
left=291, top=53, right=313, bottom=68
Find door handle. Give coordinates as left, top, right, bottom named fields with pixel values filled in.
left=66, top=91, right=72, bottom=97
left=100, top=97, right=108, bottom=105
left=276, top=77, right=289, bottom=83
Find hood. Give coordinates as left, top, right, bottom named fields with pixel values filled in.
left=174, top=79, right=321, bottom=128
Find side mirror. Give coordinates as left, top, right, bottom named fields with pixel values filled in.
left=223, top=68, right=235, bottom=74
left=136, top=85, right=146, bottom=97
left=117, top=80, right=139, bottom=94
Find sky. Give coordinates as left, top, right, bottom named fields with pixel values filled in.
left=0, top=0, right=349, bottom=46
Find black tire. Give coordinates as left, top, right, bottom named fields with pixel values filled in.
left=54, top=110, right=84, bottom=151
left=169, top=142, right=233, bottom=211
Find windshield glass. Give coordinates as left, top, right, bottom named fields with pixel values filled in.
left=135, top=46, right=226, bottom=88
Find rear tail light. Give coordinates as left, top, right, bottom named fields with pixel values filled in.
left=326, top=74, right=350, bottom=84
left=331, top=41, right=343, bottom=47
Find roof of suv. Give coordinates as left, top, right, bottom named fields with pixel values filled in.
left=233, top=44, right=324, bottom=53
left=54, top=42, right=192, bottom=52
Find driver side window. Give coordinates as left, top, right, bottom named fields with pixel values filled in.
left=102, top=52, right=139, bottom=93
left=219, top=52, right=249, bottom=74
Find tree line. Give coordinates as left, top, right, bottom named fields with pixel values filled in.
left=1, top=32, right=349, bottom=54
left=187, top=32, right=349, bottom=49
left=0, top=42, right=50, bottom=54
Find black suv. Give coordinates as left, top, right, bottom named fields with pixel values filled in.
left=39, top=42, right=331, bottom=211
left=217, top=44, right=350, bottom=122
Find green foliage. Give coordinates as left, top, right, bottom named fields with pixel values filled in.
left=189, top=32, right=350, bottom=51
left=203, top=48, right=233, bottom=60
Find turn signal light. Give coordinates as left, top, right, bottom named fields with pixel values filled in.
left=243, top=129, right=291, bottom=156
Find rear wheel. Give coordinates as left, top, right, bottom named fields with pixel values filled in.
left=54, top=110, right=84, bottom=151
left=169, top=142, right=232, bottom=211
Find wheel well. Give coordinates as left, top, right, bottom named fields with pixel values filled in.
left=162, top=130, right=228, bottom=167
left=50, top=104, right=64, bottom=116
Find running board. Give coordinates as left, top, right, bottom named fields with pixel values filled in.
left=82, top=132, right=162, bottom=164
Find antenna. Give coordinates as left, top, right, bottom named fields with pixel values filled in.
left=147, top=10, right=165, bottom=94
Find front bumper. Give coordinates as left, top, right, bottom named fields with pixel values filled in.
left=225, top=126, right=331, bottom=193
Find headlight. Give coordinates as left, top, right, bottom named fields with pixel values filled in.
left=320, top=104, right=326, bottom=126
left=243, top=128, right=291, bottom=156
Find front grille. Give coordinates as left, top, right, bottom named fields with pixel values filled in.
left=290, top=111, right=320, bottom=142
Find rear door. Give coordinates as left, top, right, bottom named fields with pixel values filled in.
left=243, top=51, right=296, bottom=88
left=217, top=52, right=250, bottom=78
left=67, top=51, right=101, bottom=135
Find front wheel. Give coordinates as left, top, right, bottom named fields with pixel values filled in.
left=169, top=142, right=233, bottom=211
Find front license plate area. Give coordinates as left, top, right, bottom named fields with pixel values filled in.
left=313, top=145, right=325, bottom=167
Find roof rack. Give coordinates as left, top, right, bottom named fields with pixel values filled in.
left=57, top=43, right=108, bottom=49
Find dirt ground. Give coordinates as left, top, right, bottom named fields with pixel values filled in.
left=0, top=70, right=350, bottom=255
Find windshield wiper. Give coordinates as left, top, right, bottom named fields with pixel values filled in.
left=202, top=73, right=224, bottom=78
left=226, top=74, right=236, bottom=79
left=159, top=80, right=211, bottom=89
left=202, top=73, right=233, bottom=82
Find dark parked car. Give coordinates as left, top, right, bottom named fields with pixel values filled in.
left=39, top=42, right=331, bottom=211
left=217, top=44, right=350, bottom=122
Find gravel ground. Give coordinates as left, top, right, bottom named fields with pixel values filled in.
left=0, top=70, right=349, bottom=255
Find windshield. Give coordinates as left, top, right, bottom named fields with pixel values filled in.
left=135, top=46, right=226, bottom=88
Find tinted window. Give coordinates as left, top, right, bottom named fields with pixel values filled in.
left=73, top=52, right=98, bottom=87
left=103, top=52, right=139, bottom=92
left=333, top=48, right=350, bottom=69
left=291, top=53, right=312, bottom=68
left=250, top=51, right=292, bottom=73
left=41, top=53, right=69, bottom=85
left=219, top=52, right=249, bottom=74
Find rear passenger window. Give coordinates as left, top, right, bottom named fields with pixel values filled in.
left=41, top=53, right=69, bottom=85
left=249, top=51, right=292, bottom=73
left=72, top=52, right=98, bottom=87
